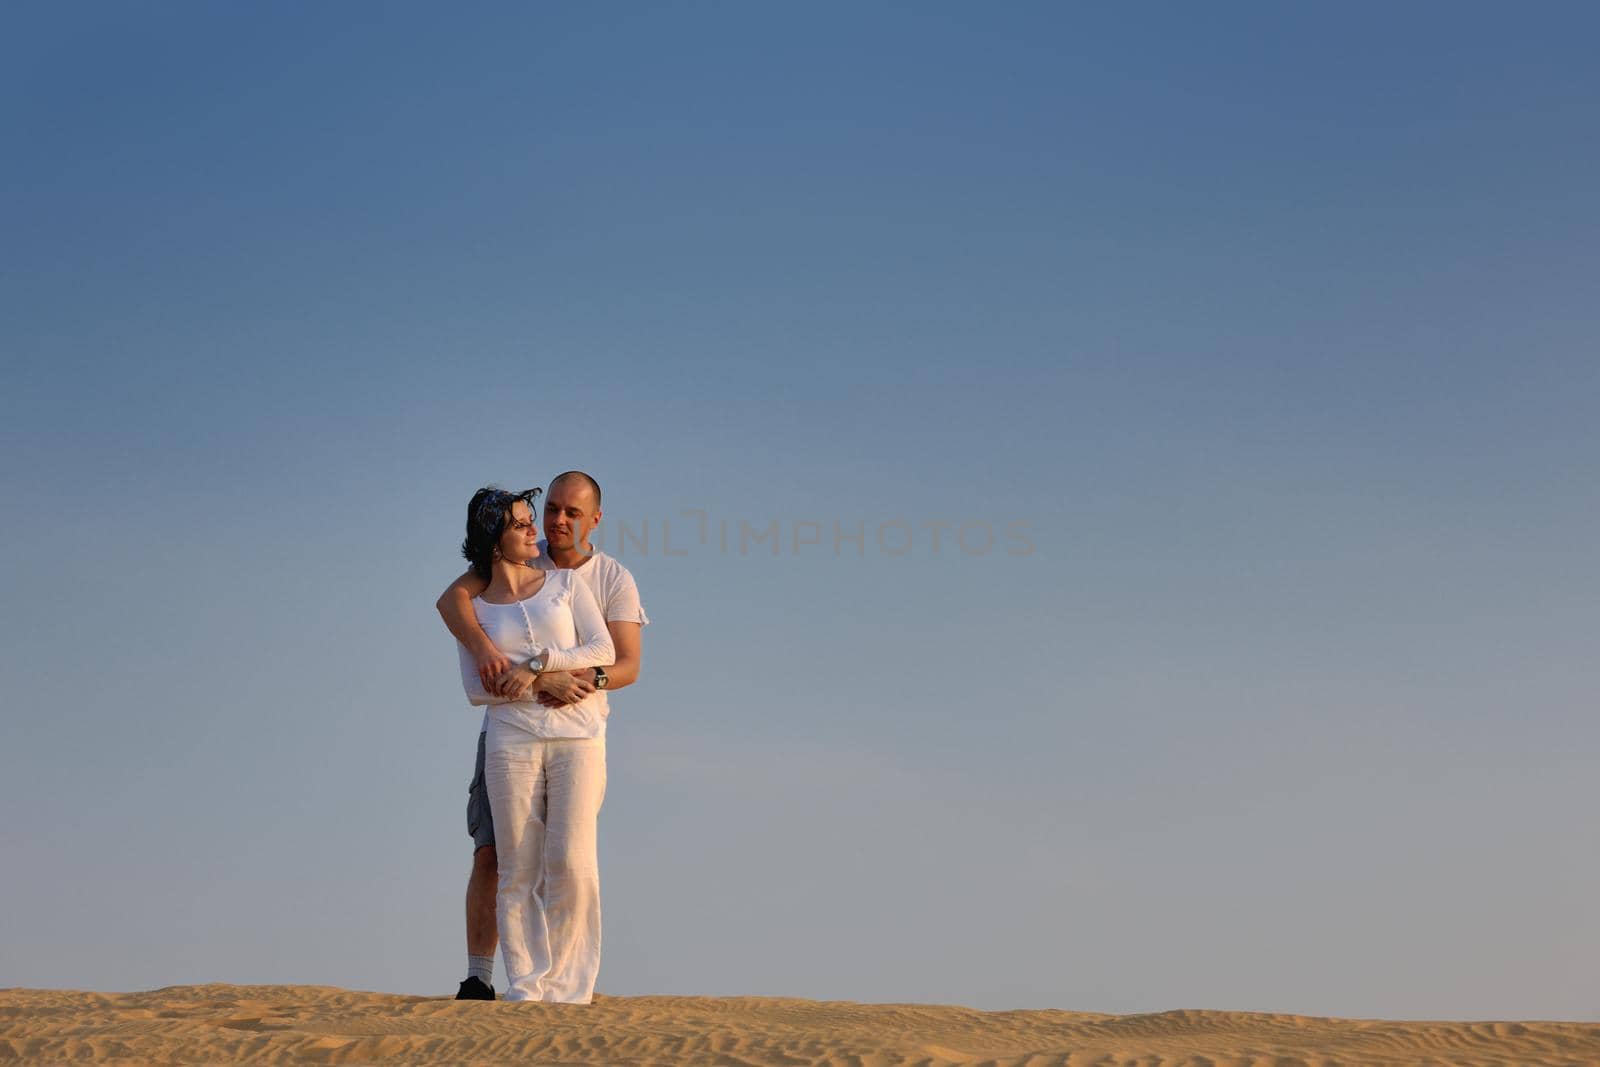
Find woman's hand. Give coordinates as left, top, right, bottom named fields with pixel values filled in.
left=535, top=670, right=597, bottom=707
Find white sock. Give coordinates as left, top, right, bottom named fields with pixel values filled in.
left=468, top=955, right=495, bottom=985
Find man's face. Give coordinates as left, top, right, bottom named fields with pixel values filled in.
left=543, top=479, right=601, bottom=551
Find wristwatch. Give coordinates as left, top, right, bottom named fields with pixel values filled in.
left=592, top=666, right=609, bottom=690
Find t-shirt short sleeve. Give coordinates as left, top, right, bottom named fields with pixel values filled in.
left=602, top=560, right=649, bottom=626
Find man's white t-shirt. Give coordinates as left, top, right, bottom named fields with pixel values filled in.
left=475, top=543, right=648, bottom=733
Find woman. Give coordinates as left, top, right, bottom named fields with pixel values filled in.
left=457, top=486, right=615, bottom=1003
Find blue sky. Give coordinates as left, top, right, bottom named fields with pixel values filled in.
left=3, top=2, right=1598, bottom=1019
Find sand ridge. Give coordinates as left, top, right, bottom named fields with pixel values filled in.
left=3, top=984, right=1599, bottom=1065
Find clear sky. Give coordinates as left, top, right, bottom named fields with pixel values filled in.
left=3, top=2, right=1597, bottom=1021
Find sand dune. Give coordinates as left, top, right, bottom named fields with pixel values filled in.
left=3, top=984, right=1598, bottom=1065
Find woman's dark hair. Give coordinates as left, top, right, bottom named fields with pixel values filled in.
left=461, top=485, right=542, bottom=581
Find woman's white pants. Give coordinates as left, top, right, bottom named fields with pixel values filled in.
left=484, top=719, right=606, bottom=1004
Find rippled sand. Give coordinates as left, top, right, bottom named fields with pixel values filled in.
left=4, top=984, right=1598, bottom=1065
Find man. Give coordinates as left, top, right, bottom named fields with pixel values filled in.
left=436, top=470, right=647, bottom=1000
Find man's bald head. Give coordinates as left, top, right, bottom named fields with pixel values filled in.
left=549, top=470, right=601, bottom=507
left=542, top=470, right=603, bottom=557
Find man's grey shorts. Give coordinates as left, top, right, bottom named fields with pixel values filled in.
left=467, top=731, right=495, bottom=851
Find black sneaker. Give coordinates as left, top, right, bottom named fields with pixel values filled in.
left=455, top=976, right=496, bottom=1001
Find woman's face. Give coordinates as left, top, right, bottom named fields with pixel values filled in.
left=497, top=500, right=542, bottom=565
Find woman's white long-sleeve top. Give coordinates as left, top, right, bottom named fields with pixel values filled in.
left=457, top=569, right=617, bottom=739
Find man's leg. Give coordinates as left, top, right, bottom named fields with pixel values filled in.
left=458, top=731, right=499, bottom=1000
left=467, top=844, right=498, bottom=955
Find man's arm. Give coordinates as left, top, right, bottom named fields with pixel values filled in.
left=435, top=570, right=512, bottom=693
left=598, top=620, right=642, bottom=690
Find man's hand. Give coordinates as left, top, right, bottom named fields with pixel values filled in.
left=492, top=663, right=540, bottom=701
left=535, top=670, right=596, bottom=708
left=475, top=648, right=515, bottom=695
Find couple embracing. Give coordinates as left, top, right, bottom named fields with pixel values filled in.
left=435, top=471, right=648, bottom=1004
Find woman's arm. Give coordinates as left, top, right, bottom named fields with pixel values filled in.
left=539, top=577, right=615, bottom=673
left=534, top=618, right=639, bottom=708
